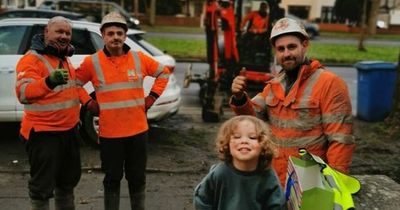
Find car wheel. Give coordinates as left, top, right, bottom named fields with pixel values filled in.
left=80, top=107, right=99, bottom=146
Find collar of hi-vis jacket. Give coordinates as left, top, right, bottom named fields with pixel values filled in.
left=103, top=43, right=131, bottom=57
left=267, top=59, right=323, bottom=106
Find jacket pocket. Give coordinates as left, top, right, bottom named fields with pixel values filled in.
left=289, top=99, right=321, bottom=130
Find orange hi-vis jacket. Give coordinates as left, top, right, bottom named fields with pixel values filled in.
left=15, top=50, right=91, bottom=140
left=76, top=49, right=170, bottom=138
left=231, top=60, right=356, bottom=187
left=203, top=1, right=219, bottom=31
left=240, top=11, right=269, bottom=34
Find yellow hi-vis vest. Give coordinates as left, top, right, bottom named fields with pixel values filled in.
left=299, top=149, right=361, bottom=210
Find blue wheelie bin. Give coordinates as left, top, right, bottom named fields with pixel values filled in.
left=355, top=61, right=397, bottom=122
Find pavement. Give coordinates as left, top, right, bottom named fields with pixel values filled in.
left=1, top=138, right=400, bottom=210
left=0, top=136, right=201, bottom=210
left=0, top=170, right=202, bottom=210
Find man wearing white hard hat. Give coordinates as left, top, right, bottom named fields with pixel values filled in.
left=230, top=17, right=355, bottom=187
left=76, top=12, right=170, bottom=210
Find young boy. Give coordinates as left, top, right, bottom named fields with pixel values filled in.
left=194, top=115, right=286, bottom=210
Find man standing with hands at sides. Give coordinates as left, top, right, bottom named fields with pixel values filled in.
left=15, top=16, right=96, bottom=210
left=230, top=17, right=356, bottom=187
left=76, top=12, right=170, bottom=210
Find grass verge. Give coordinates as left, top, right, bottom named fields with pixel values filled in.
left=147, top=37, right=399, bottom=64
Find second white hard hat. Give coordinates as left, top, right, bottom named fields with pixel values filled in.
left=270, top=17, right=309, bottom=45
left=100, top=12, right=127, bottom=31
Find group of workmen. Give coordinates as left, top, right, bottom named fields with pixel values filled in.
left=15, top=2, right=355, bottom=210
left=15, top=12, right=170, bottom=210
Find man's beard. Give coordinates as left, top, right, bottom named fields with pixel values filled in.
left=281, top=57, right=300, bottom=71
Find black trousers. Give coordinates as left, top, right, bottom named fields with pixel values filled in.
left=100, top=131, right=148, bottom=193
left=25, top=126, right=81, bottom=200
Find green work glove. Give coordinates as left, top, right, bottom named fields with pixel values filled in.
left=49, top=69, right=69, bottom=86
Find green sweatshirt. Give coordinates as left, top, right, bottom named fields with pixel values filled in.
left=194, top=162, right=286, bottom=210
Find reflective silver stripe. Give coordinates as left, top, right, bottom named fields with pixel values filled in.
left=252, top=94, right=267, bottom=119
left=16, top=78, right=34, bottom=87
left=264, top=89, right=274, bottom=105
left=297, top=68, right=323, bottom=119
left=273, top=73, right=286, bottom=90
left=53, top=80, right=76, bottom=92
left=334, top=203, right=343, bottom=210
left=325, top=175, right=344, bottom=210
left=130, top=51, right=142, bottom=78
left=269, top=114, right=321, bottom=130
left=251, top=94, right=266, bottom=113
left=17, top=78, right=34, bottom=104
left=99, top=98, right=144, bottom=110
left=24, top=99, right=80, bottom=111
left=322, top=113, right=353, bottom=124
left=30, top=50, right=54, bottom=73
left=19, top=83, right=29, bottom=104
left=326, top=133, right=355, bottom=144
left=96, top=81, right=142, bottom=92
left=272, top=134, right=326, bottom=147
left=153, top=63, right=165, bottom=77
left=157, top=72, right=170, bottom=79
left=92, top=53, right=105, bottom=86
left=76, top=79, right=85, bottom=86
left=325, top=175, right=339, bottom=189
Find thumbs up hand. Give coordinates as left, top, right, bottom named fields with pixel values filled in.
left=231, top=68, right=247, bottom=100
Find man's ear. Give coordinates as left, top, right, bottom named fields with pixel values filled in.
left=44, top=27, right=48, bottom=39
left=302, top=39, right=309, bottom=49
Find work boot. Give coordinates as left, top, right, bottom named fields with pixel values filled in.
left=55, top=188, right=75, bottom=210
left=30, top=199, right=49, bottom=210
left=104, top=185, right=120, bottom=210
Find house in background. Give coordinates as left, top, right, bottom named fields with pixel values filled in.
left=280, top=0, right=400, bottom=28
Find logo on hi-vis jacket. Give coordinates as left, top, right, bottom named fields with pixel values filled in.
left=127, top=69, right=137, bottom=81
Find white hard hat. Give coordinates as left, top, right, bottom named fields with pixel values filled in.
left=270, top=17, right=309, bottom=45
left=100, top=12, right=127, bottom=31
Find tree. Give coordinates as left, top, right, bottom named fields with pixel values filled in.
left=367, top=0, right=380, bottom=35
left=358, top=0, right=367, bottom=51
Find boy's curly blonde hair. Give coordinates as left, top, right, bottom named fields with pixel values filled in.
left=215, top=115, right=276, bottom=170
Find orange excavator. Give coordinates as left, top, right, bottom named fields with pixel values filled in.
left=184, top=0, right=284, bottom=122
